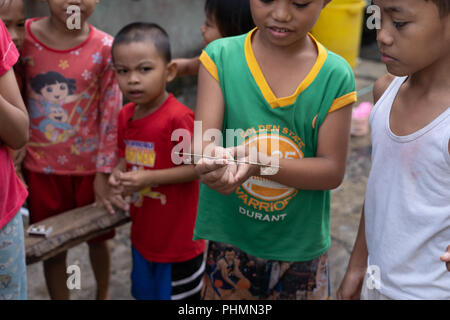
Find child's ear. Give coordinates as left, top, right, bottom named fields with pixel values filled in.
left=166, top=61, right=178, bottom=83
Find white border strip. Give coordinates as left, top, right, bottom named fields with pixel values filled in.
left=171, top=279, right=203, bottom=300
left=171, top=259, right=205, bottom=287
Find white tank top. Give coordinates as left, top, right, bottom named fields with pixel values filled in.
left=365, top=76, right=450, bottom=299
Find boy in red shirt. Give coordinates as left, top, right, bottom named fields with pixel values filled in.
left=109, top=23, right=205, bottom=300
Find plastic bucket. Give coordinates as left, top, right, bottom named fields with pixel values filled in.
left=311, top=0, right=367, bottom=68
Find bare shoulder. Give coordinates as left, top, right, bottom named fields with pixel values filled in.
left=373, top=73, right=396, bottom=104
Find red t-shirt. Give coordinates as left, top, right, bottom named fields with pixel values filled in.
left=0, top=19, right=28, bottom=229
left=118, top=94, right=204, bottom=263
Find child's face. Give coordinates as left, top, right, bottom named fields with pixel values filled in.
left=200, top=13, right=222, bottom=47
left=41, top=82, right=70, bottom=102
left=0, top=0, right=25, bottom=50
left=374, top=0, right=450, bottom=76
left=113, top=41, right=176, bottom=108
left=45, top=0, right=99, bottom=26
left=250, top=0, right=329, bottom=47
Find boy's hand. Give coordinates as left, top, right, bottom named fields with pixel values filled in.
left=195, top=146, right=239, bottom=195
left=441, top=245, right=450, bottom=272
left=106, top=169, right=130, bottom=211
left=195, top=146, right=272, bottom=195
left=94, top=172, right=116, bottom=215
left=119, top=170, right=155, bottom=195
left=337, top=268, right=366, bottom=300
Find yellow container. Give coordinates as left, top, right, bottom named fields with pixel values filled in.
left=311, top=0, right=366, bottom=68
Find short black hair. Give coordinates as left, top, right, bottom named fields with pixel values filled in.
left=428, top=0, right=450, bottom=17
left=205, top=0, right=255, bottom=38
left=112, top=22, right=171, bottom=63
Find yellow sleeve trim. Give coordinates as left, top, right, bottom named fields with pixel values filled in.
left=328, top=91, right=357, bottom=113
left=199, top=51, right=219, bottom=82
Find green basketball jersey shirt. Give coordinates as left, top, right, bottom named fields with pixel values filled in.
left=194, top=29, right=357, bottom=261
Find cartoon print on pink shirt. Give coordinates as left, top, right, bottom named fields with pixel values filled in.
left=28, top=71, right=90, bottom=145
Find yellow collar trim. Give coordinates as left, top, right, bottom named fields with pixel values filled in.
left=245, top=28, right=328, bottom=108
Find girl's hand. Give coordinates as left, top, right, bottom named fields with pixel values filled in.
left=108, top=194, right=130, bottom=212
left=441, top=245, right=450, bottom=272
left=94, top=172, right=116, bottom=215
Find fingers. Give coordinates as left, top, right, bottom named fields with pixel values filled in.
left=118, top=172, right=141, bottom=193
left=102, top=198, right=116, bottom=215
left=234, top=162, right=252, bottom=182
left=109, top=195, right=130, bottom=212
left=109, top=172, right=121, bottom=187
left=441, top=245, right=450, bottom=271
left=230, top=145, right=249, bottom=160
left=195, top=157, right=227, bottom=176
left=440, top=245, right=450, bottom=261
left=198, top=160, right=237, bottom=188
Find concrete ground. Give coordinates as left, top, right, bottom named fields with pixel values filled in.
left=25, top=58, right=387, bottom=300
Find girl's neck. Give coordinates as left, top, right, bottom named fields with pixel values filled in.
left=37, top=16, right=91, bottom=50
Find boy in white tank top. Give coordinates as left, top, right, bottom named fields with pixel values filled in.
left=338, top=0, right=450, bottom=300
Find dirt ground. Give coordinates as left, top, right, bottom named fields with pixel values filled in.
left=25, top=59, right=387, bottom=300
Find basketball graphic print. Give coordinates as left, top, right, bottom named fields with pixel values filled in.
left=241, top=134, right=303, bottom=201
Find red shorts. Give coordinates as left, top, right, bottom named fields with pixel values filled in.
left=25, top=170, right=115, bottom=244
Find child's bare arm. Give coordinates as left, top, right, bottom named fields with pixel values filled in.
left=0, top=69, right=29, bottom=149
left=239, top=74, right=393, bottom=190
left=174, top=57, right=200, bottom=77
left=229, top=103, right=354, bottom=191
left=261, top=103, right=354, bottom=190
left=373, top=73, right=395, bottom=104
left=193, top=65, right=241, bottom=193
left=337, top=205, right=368, bottom=299
left=119, top=165, right=197, bottom=194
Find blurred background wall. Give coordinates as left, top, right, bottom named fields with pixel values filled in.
left=25, top=0, right=205, bottom=58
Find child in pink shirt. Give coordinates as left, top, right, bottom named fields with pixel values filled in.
left=0, top=15, right=29, bottom=300
left=20, top=0, right=122, bottom=300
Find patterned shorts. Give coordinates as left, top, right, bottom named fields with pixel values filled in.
left=0, top=212, right=27, bottom=300
left=201, top=241, right=330, bottom=300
